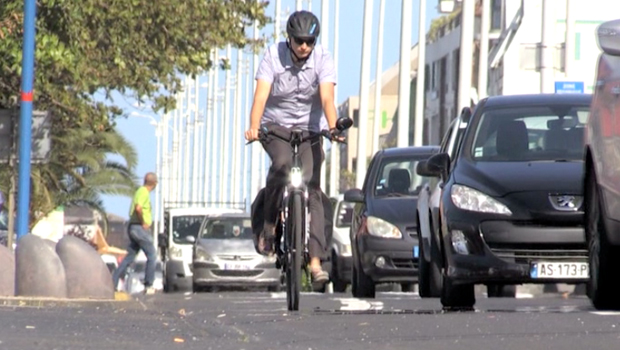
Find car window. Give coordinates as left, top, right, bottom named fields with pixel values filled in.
left=335, top=201, right=354, bottom=228
left=172, top=215, right=205, bottom=244
left=470, top=105, right=589, bottom=162
left=199, top=218, right=253, bottom=239
left=374, top=158, right=429, bottom=197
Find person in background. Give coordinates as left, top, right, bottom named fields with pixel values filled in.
left=112, top=172, right=158, bottom=295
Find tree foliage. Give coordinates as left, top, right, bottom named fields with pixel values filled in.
left=0, top=0, right=270, bottom=226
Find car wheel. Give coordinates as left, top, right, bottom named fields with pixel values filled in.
left=351, top=259, right=375, bottom=299
left=487, top=284, right=516, bottom=298
left=268, top=285, right=282, bottom=292
left=441, top=277, right=475, bottom=310
left=331, top=252, right=348, bottom=293
left=418, top=224, right=442, bottom=298
left=417, top=222, right=431, bottom=298
left=401, top=283, right=415, bottom=293
left=586, top=169, right=620, bottom=310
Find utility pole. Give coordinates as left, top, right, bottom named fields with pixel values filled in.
left=250, top=5, right=261, bottom=206
left=182, top=77, right=192, bottom=203
left=221, top=45, right=232, bottom=205
left=210, top=50, right=220, bottom=204
left=397, top=0, right=412, bottom=147
left=478, top=0, right=490, bottom=100
left=329, top=0, right=340, bottom=197
left=233, top=49, right=244, bottom=204
left=413, top=0, right=426, bottom=146
left=372, top=0, right=385, bottom=155
left=296, top=0, right=302, bottom=11
left=541, top=0, right=555, bottom=93
left=355, top=0, right=373, bottom=189
left=320, top=0, right=329, bottom=192
left=458, top=0, right=475, bottom=110
left=204, top=51, right=214, bottom=202
left=564, top=0, right=575, bottom=78
left=192, top=76, right=200, bottom=203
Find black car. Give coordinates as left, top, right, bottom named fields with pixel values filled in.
left=584, top=19, right=620, bottom=310
left=344, top=146, right=439, bottom=298
left=421, top=93, right=592, bottom=309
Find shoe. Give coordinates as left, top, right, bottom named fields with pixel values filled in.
left=144, top=286, right=156, bottom=295
left=311, top=268, right=329, bottom=284
left=257, top=225, right=276, bottom=256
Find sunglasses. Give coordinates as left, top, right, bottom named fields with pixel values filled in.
left=293, top=37, right=316, bottom=46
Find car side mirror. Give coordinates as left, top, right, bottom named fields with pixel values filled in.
left=460, top=106, right=472, bottom=123
left=597, top=19, right=620, bottom=56
left=426, top=152, right=451, bottom=182
left=416, top=160, right=438, bottom=177
left=336, top=117, right=353, bottom=131
left=185, top=236, right=196, bottom=244
left=344, top=188, right=364, bottom=203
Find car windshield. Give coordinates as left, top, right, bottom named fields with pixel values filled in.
left=335, top=201, right=354, bottom=228
left=374, top=158, right=428, bottom=197
left=199, top=217, right=253, bottom=240
left=470, top=105, right=590, bottom=162
left=172, top=215, right=205, bottom=244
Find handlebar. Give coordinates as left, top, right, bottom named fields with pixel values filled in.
left=245, top=127, right=346, bottom=145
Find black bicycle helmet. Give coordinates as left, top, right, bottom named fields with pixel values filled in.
left=286, top=10, right=321, bottom=39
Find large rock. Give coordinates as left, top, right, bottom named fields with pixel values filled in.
left=56, top=235, right=114, bottom=299
left=0, top=245, right=15, bottom=296
left=15, top=234, right=67, bottom=298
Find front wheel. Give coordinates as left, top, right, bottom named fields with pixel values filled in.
left=285, top=193, right=303, bottom=311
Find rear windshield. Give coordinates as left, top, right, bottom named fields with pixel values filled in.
left=199, top=217, right=252, bottom=240
left=470, top=105, right=589, bottom=162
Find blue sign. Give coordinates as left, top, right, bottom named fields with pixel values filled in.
left=555, top=81, right=584, bottom=94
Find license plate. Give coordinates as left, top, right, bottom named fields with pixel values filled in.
left=223, top=263, right=251, bottom=270
left=413, top=245, right=419, bottom=259
left=530, top=262, right=589, bottom=279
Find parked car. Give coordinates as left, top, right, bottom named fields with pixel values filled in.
left=191, top=212, right=281, bottom=292
left=584, top=19, right=620, bottom=310
left=422, top=93, right=591, bottom=309
left=344, top=146, right=440, bottom=298
left=416, top=111, right=469, bottom=298
left=329, top=195, right=354, bottom=293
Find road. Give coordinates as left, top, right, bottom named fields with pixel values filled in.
left=0, top=289, right=618, bottom=350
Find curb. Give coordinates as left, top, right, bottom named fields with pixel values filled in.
left=0, top=292, right=135, bottom=308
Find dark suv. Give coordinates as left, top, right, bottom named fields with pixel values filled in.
left=584, top=19, right=620, bottom=310
left=422, top=94, right=592, bottom=309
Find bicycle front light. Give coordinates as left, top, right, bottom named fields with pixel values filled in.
left=290, top=167, right=303, bottom=187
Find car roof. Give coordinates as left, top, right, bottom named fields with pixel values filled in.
left=378, top=145, right=440, bottom=158
left=204, top=212, right=251, bottom=219
left=482, top=93, right=592, bottom=108
left=166, top=207, right=245, bottom=216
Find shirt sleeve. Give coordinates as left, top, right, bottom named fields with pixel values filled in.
left=255, top=47, right=275, bottom=83
left=318, top=49, right=337, bottom=85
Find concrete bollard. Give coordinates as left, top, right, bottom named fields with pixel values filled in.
left=15, top=235, right=67, bottom=298
left=0, top=244, right=15, bottom=296
left=56, top=235, right=114, bottom=299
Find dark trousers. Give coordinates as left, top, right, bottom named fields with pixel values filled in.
left=261, top=126, right=326, bottom=260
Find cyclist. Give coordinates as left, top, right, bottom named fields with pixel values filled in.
left=244, top=10, right=339, bottom=284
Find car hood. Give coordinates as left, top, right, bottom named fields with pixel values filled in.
left=196, top=239, right=256, bottom=255
left=367, top=197, right=418, bottom=227
left=455, top=160, right=584, bottom=197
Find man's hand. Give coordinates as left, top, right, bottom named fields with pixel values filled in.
left=329, top=128, right=345, bottom=142
left=142, top=223, right=151, bottom=230
left=245, top=128, right=260, bottom=141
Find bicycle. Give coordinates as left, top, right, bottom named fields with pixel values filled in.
left=247, top=117, right=352, bottom=311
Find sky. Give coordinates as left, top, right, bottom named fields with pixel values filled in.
left=101, top=0, right=443, bottom=218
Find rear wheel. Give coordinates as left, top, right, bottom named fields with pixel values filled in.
left=586, top=169, right=620, bottom=310
left=331, top=252, right=348, bottom=293
left=286, top=193, right=303, bottom=311
left=441, top=277, right=475, bottom=310
left=351, top=256, right=375, bottom=298
left=418, top=223, right=442, bottom=298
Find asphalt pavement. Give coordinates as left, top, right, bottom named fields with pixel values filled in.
left=0, top=288, right=618, bottom=350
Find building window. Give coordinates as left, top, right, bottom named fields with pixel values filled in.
left=575, top=32, right=581, bottom=60
left=353, top=109, right=359, bottom=127
left=491, top=0, right=503, bottom=31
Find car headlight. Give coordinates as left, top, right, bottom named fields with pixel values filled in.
left=290, top=167, right=303, bottom=187
left=194, top=247, right=214, bottom=262
left=341, top=243, right=352, bottom=256
left=366, top=216, right=402, bottom=239
left=450, top=184, right=512, bottom=215
left=169, top=246, right=183, bottom=259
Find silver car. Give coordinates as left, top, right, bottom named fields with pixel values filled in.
left=191, top=213, right=281, bottom=292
